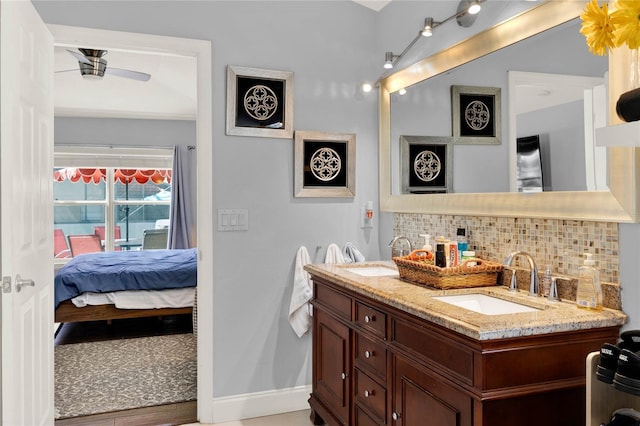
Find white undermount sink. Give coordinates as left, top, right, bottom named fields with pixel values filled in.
left=343, top=266, right=399, bottom=277
left=432, top=293, right=541, bottom=315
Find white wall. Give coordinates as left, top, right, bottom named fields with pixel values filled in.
left=35, top=0, right=382, bottom=399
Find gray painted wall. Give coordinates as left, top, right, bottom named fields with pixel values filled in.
left=517, top=101, right=586, bottom=192
left=36, top=0, right=382, bottom=398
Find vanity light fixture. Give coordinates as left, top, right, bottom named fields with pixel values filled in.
left=467, top=0, right=482, bottom=15
left=372, top=0, right=485, bottom=90
left=383, top=51, right=399, bottom=69
left=421, top=17, right=437, bottom=37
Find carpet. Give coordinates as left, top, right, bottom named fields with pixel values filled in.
left=55, top=333, right=196, bottom=419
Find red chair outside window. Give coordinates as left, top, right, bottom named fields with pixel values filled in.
left=68, top=234, right=103, bottom=257
left=54, top=229, right=71, bottom=258
left=94, top=225, right=122, bottom=251
left=94, top=225, right=121, bottom=240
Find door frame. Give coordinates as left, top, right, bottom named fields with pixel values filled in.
left=48, top=24, right=214, bottom=422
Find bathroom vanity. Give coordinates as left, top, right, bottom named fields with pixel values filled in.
left=305, top=262, right=626, bottom=426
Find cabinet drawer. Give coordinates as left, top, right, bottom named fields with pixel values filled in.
left=391, top=317, right=473, bottom=385
left=355, top=332, right=387, bottom=380
left=355, top=405, right=381, bottom=426
left=314, top=282, right=351, bottom=319
left=354, top=368, right=387, bottom=422
left=355, top=302, right=386, bottom=339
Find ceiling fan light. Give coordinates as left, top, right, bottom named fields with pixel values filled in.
left=81, top=74, right=102, bottom=81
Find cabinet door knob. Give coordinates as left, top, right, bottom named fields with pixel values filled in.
left=392, top=412, right=400, bottom=421
left=364, top=314, right=375, bottom=323
left=341, top=372, right=347, bottom=380
left=364, top=389, right=375, bottom=398
left=364, top=350, right=374, bottom=358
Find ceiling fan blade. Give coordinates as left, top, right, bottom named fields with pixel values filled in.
left=105, top=67, right=151, bottom=82
left=66, top=49, right=92, bottom=65
left=55, top=69, right=80, bottom=74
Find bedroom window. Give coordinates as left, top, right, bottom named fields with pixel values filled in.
left=53, top=147, right=173, bottom=259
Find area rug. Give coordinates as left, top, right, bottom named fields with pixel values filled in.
left=55, top=333, right=196, bottom=419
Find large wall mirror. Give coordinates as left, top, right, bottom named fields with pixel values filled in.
left=379, top=1, right=640, bottom=222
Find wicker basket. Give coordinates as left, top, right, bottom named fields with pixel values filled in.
left=392, top=250, right=504, bottom=289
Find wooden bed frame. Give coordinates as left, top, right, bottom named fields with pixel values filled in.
left=55, top=300, right=193, bottom=323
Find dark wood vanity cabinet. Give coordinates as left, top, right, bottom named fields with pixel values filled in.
left=308, top=275, right=620, bottom=426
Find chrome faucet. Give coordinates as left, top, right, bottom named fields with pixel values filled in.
left=503, top=251, right=539, bottom=296
left=389, top=236, right=413, bottom=258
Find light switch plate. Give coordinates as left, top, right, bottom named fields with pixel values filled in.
left=218, top=209, right=249, bottom=231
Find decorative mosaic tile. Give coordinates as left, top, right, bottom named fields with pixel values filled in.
left=393, top=214, right=619, bottom=284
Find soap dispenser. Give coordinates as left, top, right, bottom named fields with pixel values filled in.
left=576, top=253, right=603, bottom=310
left=541, top=265, right=553, bottom=298
left=419, top=234, right=433, bottom=252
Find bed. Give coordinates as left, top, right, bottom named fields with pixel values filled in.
left=54, top=248, right=197, bottom=323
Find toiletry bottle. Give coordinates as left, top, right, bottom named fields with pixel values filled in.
left=435, top=243, right=446, bottom=268
left=435, top=236, right=449, bottom=267
left=448, top=239, right=459, bottom=267
left=456, top=228, right=468, bottom=264
left=462, top=250, right=476, bottom=266
left=541, top=265, right=553, bottom=298
left=576, top=253, right=603, bottom=310
left=419, top=234, right=433, bottom=252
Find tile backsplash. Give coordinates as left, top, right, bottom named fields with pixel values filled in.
left=393, top=214, right=619, bottom=284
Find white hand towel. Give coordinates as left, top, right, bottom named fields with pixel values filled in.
left=288, top=246, right=313, bottom=338
left=324, top=243, right=345, bottom=264
left=343, top=242, right=365, bottom=264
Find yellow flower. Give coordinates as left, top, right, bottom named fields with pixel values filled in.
left=580, top=0, right=617, bottom=55
left=611, top=0, right=640, bottom=50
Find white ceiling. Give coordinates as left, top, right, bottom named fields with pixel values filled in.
left=54, top=46, right=197, bottom=120
left=352, top=0, right=392, bottom=11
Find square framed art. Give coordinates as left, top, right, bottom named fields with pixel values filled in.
left=226, top=65, right=294, bottom=138
left=400, top=135, right=453, bottom=194
left=451, top=85, right=501, bottom=145
left=294, top=130, right=355, bottom=197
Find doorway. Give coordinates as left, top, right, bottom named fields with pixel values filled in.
left=49, top=24, right=213, bottom=423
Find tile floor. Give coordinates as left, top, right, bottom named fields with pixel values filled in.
left=182, top=409, right=315, bottom=425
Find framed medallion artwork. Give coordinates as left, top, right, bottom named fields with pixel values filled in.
left=294, top=130, right=355, bottom=197
left=451, top=85, right=501, bottom=145
left=226, top=66, right=294, bottom=138
left=400, top=135, right=453, bottom=194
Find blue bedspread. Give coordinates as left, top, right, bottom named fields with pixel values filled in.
left=54, top=248, right=197, bottom=308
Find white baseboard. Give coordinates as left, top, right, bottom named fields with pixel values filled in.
left=210, top=384, right=312, bottom=423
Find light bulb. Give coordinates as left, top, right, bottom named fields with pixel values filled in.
left=383, top=51, right=395, bottom=69
left=468, top=2, right=481, bottom=14
left=362, top=82, right=372, bottom=93
left=398, top=88, right=407, bottom=95
left=422, top=17, right=434, bottom=37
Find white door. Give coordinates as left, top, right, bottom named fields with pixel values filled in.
left=0, top=1, right=55, bottom=425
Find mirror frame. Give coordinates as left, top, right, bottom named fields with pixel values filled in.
left=379, top=1, right=640, bottom=222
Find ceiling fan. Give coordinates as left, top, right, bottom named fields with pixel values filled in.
left=56, top=48, right=151, bottom=81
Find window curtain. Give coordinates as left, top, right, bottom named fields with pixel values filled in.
left=168, top=145, right=195, bottom=249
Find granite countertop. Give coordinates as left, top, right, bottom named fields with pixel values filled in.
left=304, top=261, right=628, bottom=341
